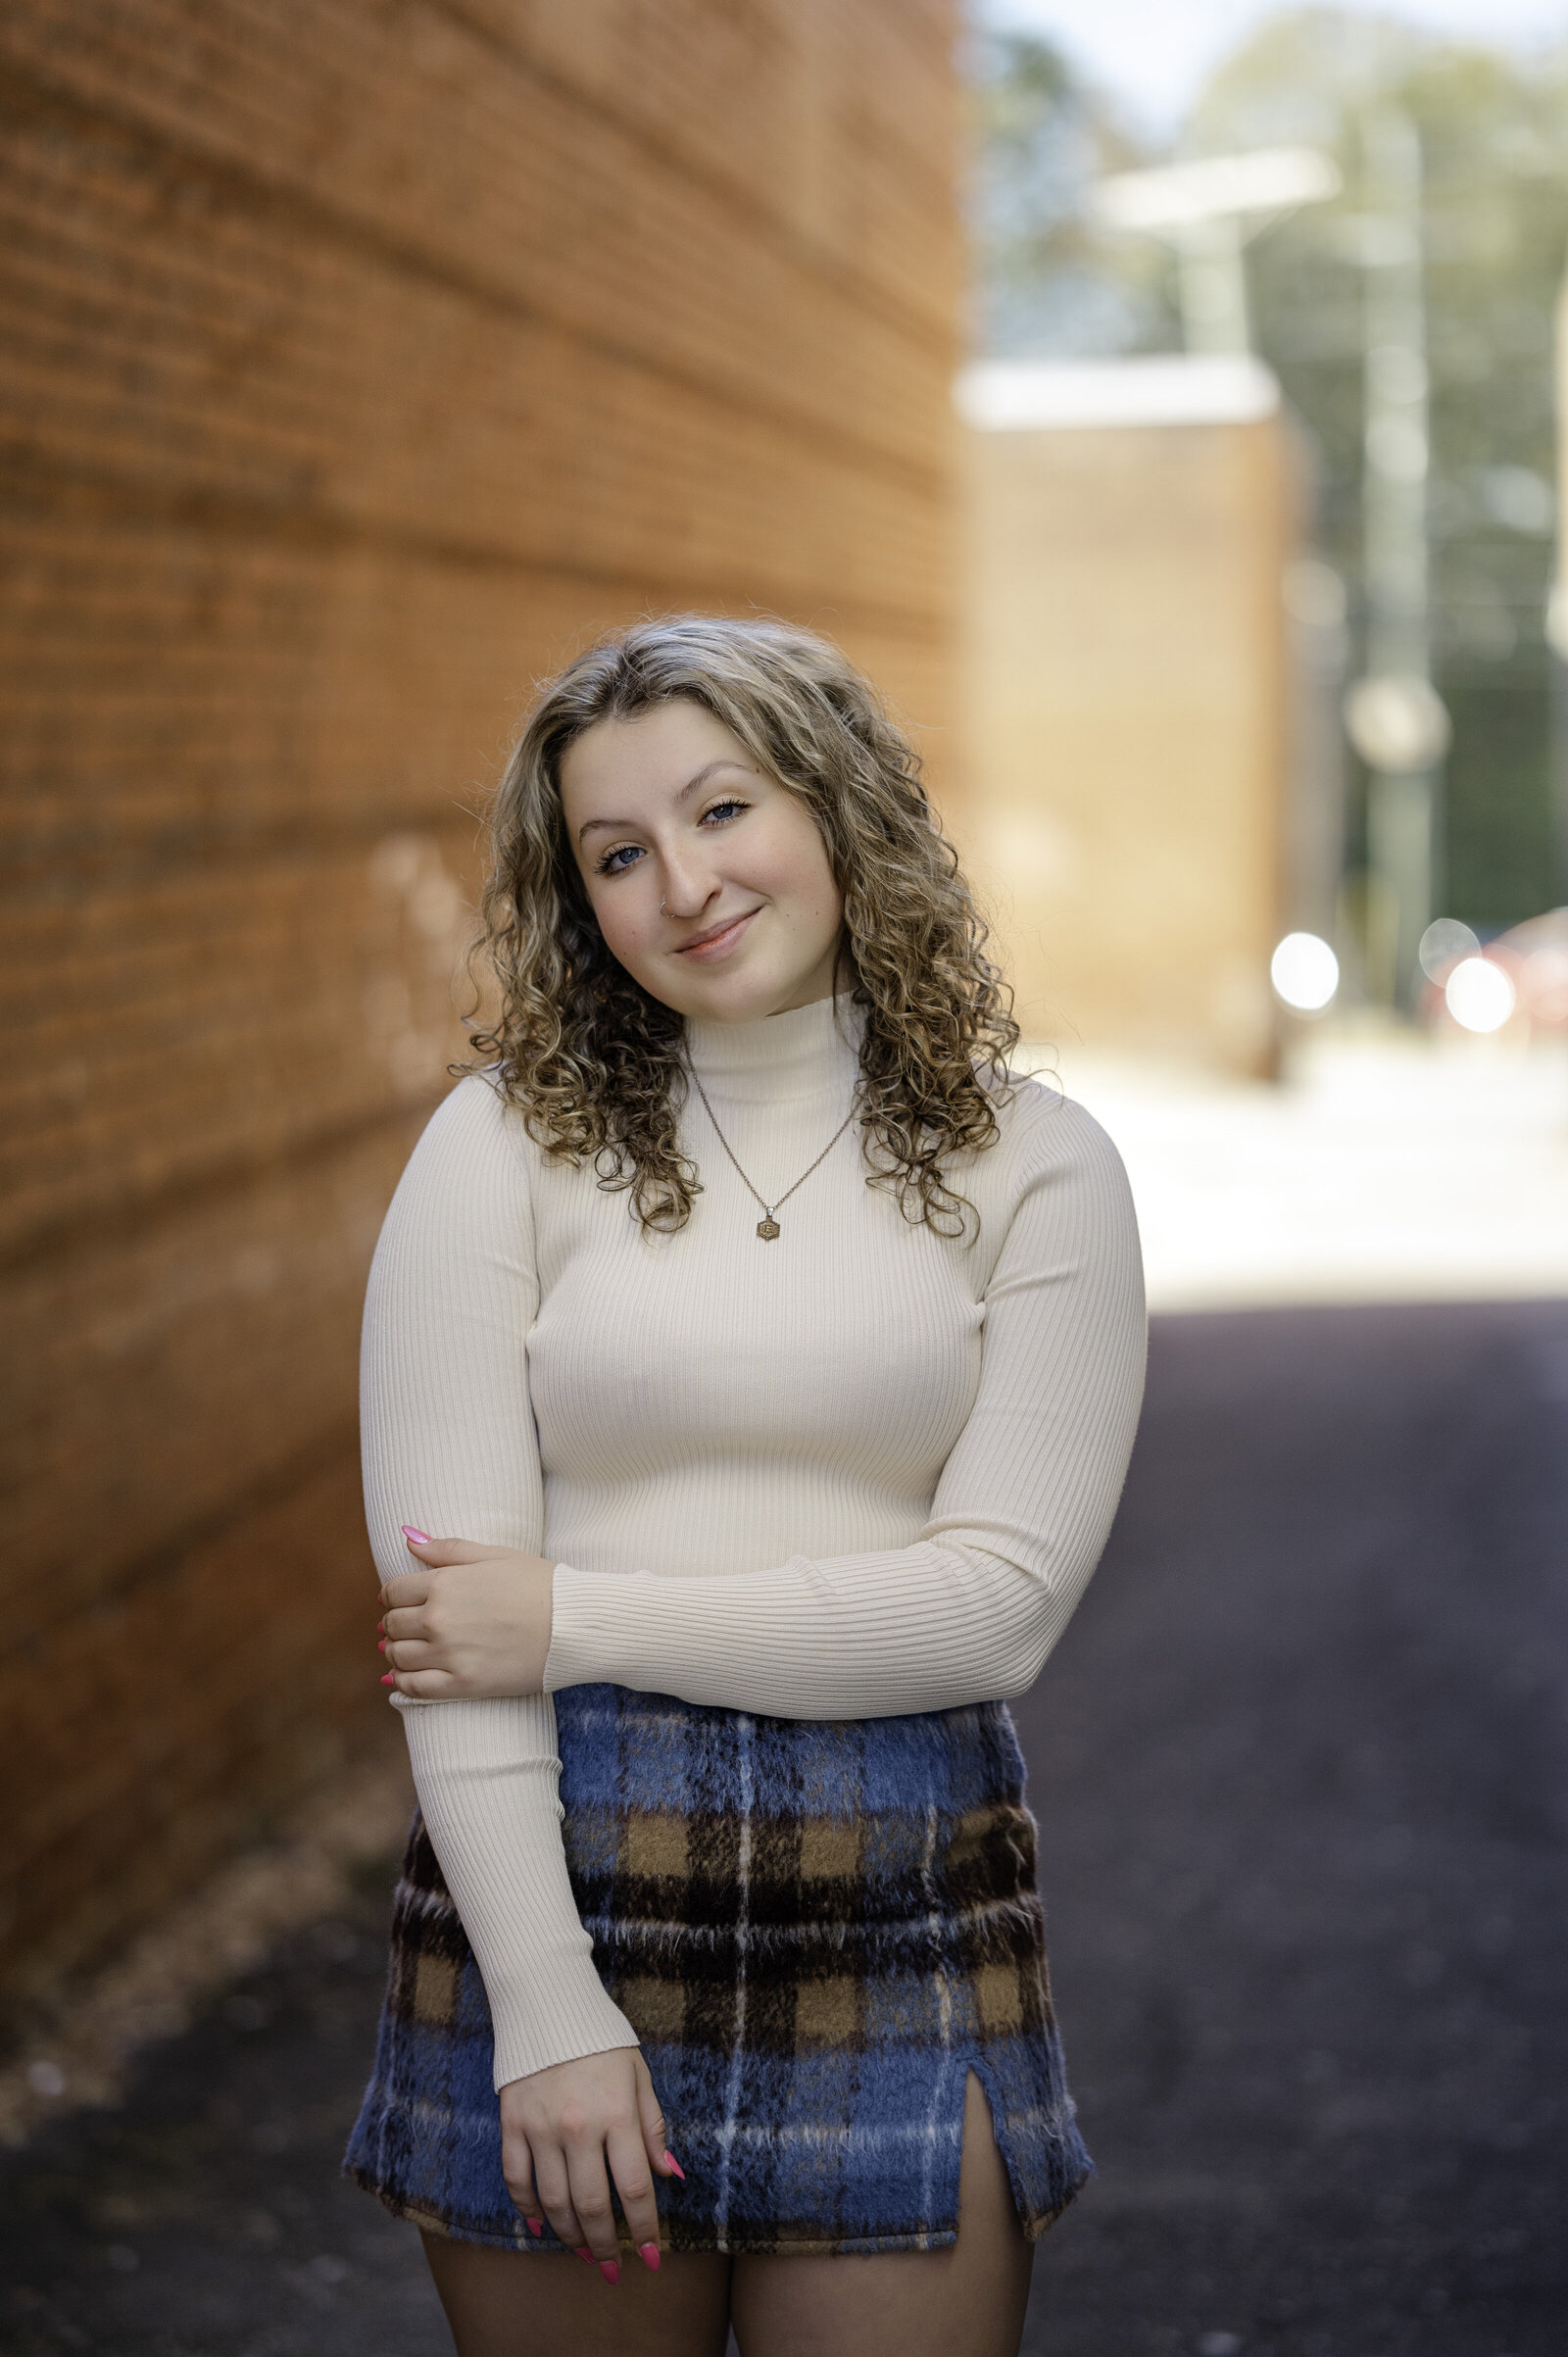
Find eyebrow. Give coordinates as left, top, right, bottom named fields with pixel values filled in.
left=575, top=759, right=755, bottom=844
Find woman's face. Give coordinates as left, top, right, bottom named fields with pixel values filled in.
left=559, top=700, right=845, bottom=1025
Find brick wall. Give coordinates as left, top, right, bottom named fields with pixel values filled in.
left=0, top=0, right=958, bottom=2030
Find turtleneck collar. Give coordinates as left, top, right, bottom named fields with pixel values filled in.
left=683, top=993, right=863, bottom=1105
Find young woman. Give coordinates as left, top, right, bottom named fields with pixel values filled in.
left=345, top=616, right=1146, bottom=2357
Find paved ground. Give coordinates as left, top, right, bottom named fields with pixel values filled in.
left=1056, top=1033, right=1568, bottom=1314
left=1015, top=1299, right=1568, bottom=2357
left=4, top=1299, right=1565, bottom=2355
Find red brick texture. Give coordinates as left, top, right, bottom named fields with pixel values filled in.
left=0, top=1, right=959, bottom=2029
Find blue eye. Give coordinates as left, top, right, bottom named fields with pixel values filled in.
left=594, top=798, right=748, bottom=878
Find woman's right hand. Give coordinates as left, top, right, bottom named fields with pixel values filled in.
left=500, top=2045, right=679, bottom=2279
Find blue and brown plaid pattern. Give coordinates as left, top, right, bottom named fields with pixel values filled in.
left=345, top=1689, right=1092, bottom=2256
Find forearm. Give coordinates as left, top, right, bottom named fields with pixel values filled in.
left=365, top=1080, right=634, bottom=2087
left=398, top=1694, right=638, bottom=2087
left=546, top=1543, right=1059, bottom=1719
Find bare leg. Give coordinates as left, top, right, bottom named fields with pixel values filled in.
left=420, top=2234, right=732, bottom=2357
left=730, top=2073, right=1034, bottom=2357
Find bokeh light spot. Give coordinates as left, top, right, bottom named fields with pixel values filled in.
left=1445, top=958, right=1516, bottom=1034
left=1418, top=917, right=1480, bottom=980
left=1270, top=932, right=1339, bottom=1013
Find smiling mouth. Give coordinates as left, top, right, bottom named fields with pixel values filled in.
left=675, top=908, right=761, bottom=960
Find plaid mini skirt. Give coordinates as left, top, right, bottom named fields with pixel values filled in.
left=345, top=1686, right=1091, bottom=2256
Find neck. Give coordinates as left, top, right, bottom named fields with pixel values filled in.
left=683, top=992, right=862, bottom=1104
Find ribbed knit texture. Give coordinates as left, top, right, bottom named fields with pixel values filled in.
left=361, top=995, right=1147, bottom=2087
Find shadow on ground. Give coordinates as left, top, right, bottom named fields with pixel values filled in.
left=3, top=1300, right=1565, bottom=2355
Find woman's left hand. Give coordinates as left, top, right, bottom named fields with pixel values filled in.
left=380, top=1535, right=556, bottom=1698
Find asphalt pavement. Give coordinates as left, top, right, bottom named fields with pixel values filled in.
left=3, top=1298, right=1564, bottom=2356
left=1015, top=1299, right=1568, bottom=2357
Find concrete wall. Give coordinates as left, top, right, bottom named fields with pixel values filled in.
left=0, top=0, right=958, bottom=2031
left=959, top=377, right=1293, bottom=1073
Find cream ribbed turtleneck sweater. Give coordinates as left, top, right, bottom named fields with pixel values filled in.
left=360, top=997, right=1146, bottom=2089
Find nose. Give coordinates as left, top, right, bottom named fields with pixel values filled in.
left=659, top=848, right=721, bottom=921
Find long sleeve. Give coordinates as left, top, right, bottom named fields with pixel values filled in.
left=545, top=1098, right=1147, bottom=1719
left=362, top=1077, right=637, bottom=2087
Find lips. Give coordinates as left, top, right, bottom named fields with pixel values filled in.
left=675, top=907, right=760, bottom=960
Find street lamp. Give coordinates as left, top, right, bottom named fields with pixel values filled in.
left=1343, top=109, right=1446, bottom=1013
left=1094, top=147, right=1342, bottom=356
left=1100, top=127, right=1443, bottom=1014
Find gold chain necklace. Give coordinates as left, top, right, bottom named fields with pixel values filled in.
left=687, top=1066, right=857, bottom=1242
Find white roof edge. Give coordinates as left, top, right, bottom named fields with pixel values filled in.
left=956, top=355, right=1282, bottom=432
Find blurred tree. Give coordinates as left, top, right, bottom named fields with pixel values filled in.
left=967, top=28, right=1177, bottom=355
left=971, top=8, right=1568, bottom=930
left=1195, top=12, right=1568, bottom=929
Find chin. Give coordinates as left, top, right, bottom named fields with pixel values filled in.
left=682, top=982, right=783, bottom=1024
left=668, top=958, right=801, bottom=1024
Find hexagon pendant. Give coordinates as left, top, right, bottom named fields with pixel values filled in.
left=757, top=1216, right=781, bottom=1241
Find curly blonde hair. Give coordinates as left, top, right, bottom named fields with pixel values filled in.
left=469, top=614, right=1018, bottom=1235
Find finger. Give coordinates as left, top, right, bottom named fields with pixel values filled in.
left=633, top=2055, right=673, bottom=2181
left=382, top=1631, right=439, bottom=1664
left=532, top=2144, right=586, bottom=2255
left=376, top=1593, right=428, bottom=1631
left=380, top=1574, right=431, bottom=1612
left=564, top=2136, right=622, bottom=2269
left=606, top=2121, right=661, bottom=2258
left=384, top=1646, right=449, bottom=1680
left=405, top=1535, right=493, bottom=1567
left=382, top=1668, right=461, bottom=1698
left=501, top=2127, right=544, bottom=2238
left=384, top=1621, right=440, bottom=1659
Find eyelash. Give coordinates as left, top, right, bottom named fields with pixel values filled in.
left=594, top=797, right=751, bottom=876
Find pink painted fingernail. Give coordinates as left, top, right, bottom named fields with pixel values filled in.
left=663, top=2149, right=685, bottom=2180
left=525, top=2216, right=543, bottom=2237
left=402, top=1526, right=430, bottom=1544
left=380, top=1673, right=395, bottom=1687
left=573, top=2246, right=593, bottom=2264
left=376, top=1619, right=385, bottom=1635
left=377, top=1639, right=386, bottom=1653
left=639, top=2241, right=661, bottom=2271
left=599, top=2259, right=619, bottom=2285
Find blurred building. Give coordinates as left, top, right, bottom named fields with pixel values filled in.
left=0, top=2, right=959, bottom=2037
left=956, top=355, right=1298, bottom=1074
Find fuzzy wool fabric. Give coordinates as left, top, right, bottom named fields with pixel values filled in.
left=346, top=1686, right=1091, bottom=2254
